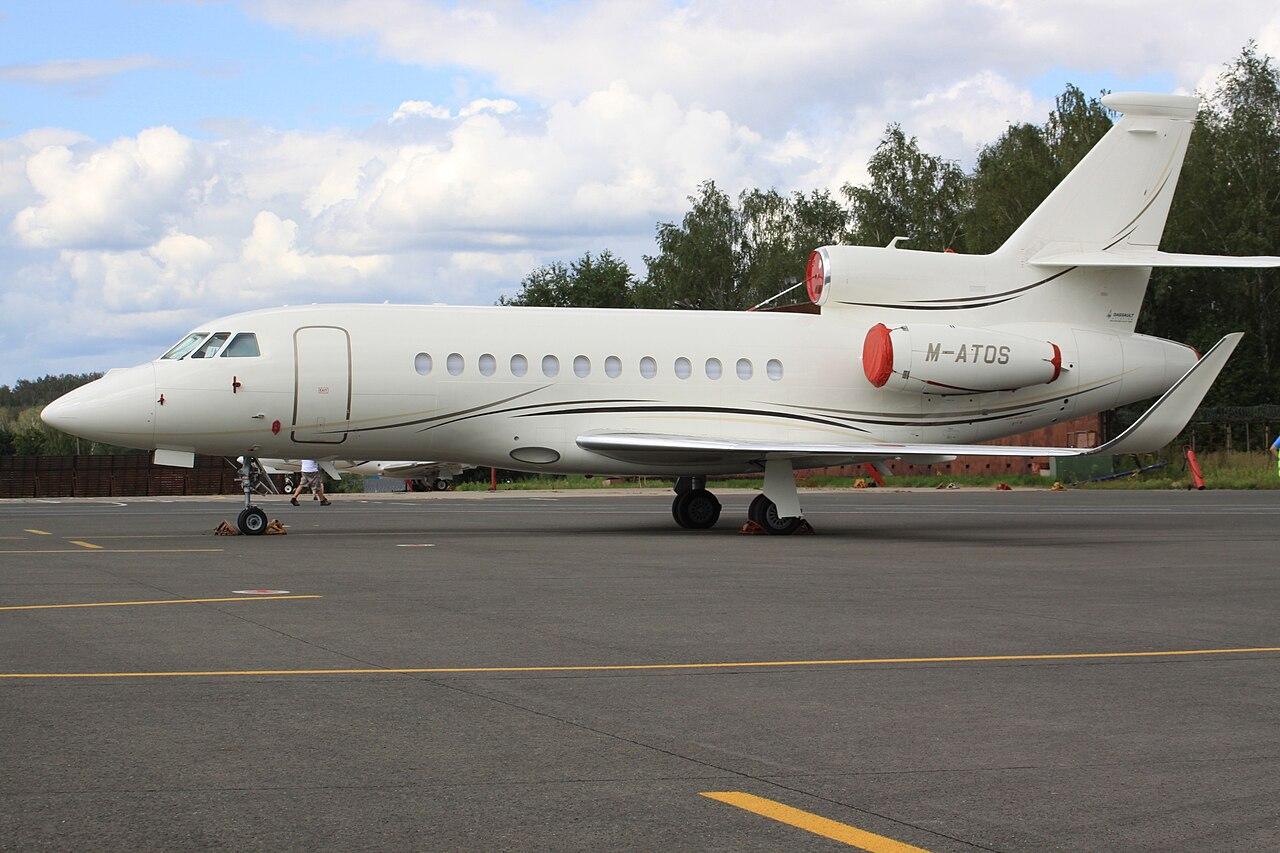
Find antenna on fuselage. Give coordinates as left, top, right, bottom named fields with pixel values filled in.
left=747, top=278, right=805, bottom=312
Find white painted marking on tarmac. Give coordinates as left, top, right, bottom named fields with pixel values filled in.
left=396, top=543, right=436, bottom=548
left=232, top=589, right=291, bottom=595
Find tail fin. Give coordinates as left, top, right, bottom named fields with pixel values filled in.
left=996, top=92, right=1198, bottom=259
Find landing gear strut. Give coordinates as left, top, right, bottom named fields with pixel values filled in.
left=236, top=456, right=269, bottom=535
left=748, top=459, right=808, bottom=535
left=671, top=476, right=721, bottom=530
left=747, top=494, right=804, bottom=535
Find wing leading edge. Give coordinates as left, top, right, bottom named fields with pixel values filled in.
left=576, top=333, right=1242, bottom=468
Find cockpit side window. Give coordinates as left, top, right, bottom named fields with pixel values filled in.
left=161, top=332, right=208, bottom=360
left=189, top=332, right=230, bottom=359
left=221, top=333, right=260, bottom=357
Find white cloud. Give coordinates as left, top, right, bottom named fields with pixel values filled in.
left=254, top=0, right=1280, bottom=130
left=13, top=126, right=203, bottom=249
left=0, top=55, right=166, bottom=85
left=389, top=100, right=452, bottom=122
left=458, top=98, right=518, bottom=118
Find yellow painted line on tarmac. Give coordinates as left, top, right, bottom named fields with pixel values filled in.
left=69, top=540, right=103, bottom=550
left=24, top=529, right=51, bottom=535
left=0, top=548, right=224, bottom=555
left=702, top=791, right=929, bottom=852
left=1, top=646, right=1278, bottom=681
left=0, top=595, right=320, bottom=613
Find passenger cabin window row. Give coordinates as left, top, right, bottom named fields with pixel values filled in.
left=161, top=332, right=260, bottom=359
left=413, top=352, right=783, bottom=381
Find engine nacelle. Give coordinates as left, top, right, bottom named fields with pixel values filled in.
left=863, top=323, right=1063, bottom=395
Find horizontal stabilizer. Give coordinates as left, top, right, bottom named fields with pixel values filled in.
left=576, top=334, right=1242, bottom=467
left=1030, top=250, right=1280, bottom=268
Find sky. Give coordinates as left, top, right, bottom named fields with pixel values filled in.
left=1, top=1, right=1278, bottom=383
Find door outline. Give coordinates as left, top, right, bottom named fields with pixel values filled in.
left=291, top=325, right=352, bottom=445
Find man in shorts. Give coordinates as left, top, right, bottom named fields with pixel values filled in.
left=290, top=459, right=331, bottom=506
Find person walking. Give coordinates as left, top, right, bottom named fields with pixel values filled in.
left=290, top=459, right=331, bottom=506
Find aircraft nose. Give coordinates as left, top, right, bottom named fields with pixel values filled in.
left=41, top=365, right=157, bottom=450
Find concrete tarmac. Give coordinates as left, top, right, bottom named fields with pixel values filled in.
left=1, top=488, right=1278, bottom=851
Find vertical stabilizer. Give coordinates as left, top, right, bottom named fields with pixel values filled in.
left=996, top=93, right=1198, bottom=259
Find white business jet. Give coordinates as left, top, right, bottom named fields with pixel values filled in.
left=43, top=93, right=1279, bottom=534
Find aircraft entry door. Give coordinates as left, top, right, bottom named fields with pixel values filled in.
left=292, top=326, right=351, bottom=444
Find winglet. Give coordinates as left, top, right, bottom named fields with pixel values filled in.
left=1090, top=333, right=1242, bottom=456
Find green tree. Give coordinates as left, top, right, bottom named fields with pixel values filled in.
left=1144, top=42, right=1280, bottom=407
left=965, top=85, right=1112, bottom=252
left=635, top=180, right=745, bottom=309
left=841, top=124, right=970, bottom=251
left=499, top=250, right=635, bottom=308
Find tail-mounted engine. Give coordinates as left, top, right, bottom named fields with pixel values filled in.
left=863, top=323, right=1063, bottom=395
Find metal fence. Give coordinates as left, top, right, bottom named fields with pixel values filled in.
left=0, top=454, right=243, bottom=498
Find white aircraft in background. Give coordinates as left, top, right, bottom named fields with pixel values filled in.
left=257, top=458, right=473, bottom=491
left=44, top=92, right=1279, bottom=534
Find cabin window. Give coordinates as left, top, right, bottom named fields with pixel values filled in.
left=736, top=358, right=753, bottom=380
left=479, top=353, right=496, bottom=376
left=542, top=355, right=560, bottom=377
left=414, top=352, right=432, bottom=375
left=674, top=357, right=691, bottom=379
left=705, top=357, right=722, bottom=380
left=447, top=353, right=464, bottom=375
left=221, top=333, right=260, bottom=358
left=604, top=356, right=622, bottom=378
left=189, top=332, right=230, bottom=359
left=767, top=358, right=783, bottom=380
left=511, top=354, right=528, bottom=377
left=161, top=333, right=208, bottom=360
left=573, top=355, right=591, bottom=378
left=639, top=356, right=657, bottom=379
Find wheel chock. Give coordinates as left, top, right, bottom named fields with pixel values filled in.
left=1051, top=481, right=1066, bottom=491
left=794, top=519, right=816, bottom=534
left=214, top=521, right=240, bottom=535
left=996, top=482, right=1013, bottom=491
left=264, top=519, right=288, bottom=535
left=852, top=478, right=868, bottom=489
left=739, top=520, right=766, bottom=535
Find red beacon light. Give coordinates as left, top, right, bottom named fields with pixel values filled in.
left=805, top=250, right=825, bottom=304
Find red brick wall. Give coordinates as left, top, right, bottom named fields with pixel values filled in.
left=803, top=412, right=1103, bottom=479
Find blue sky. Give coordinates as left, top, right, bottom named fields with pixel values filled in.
left=1, top=1, right=1277, bottom=382
left=1, top=1, right=480, bottom=139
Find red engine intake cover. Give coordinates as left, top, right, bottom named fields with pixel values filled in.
left=863, top=323, right=893, bottom=387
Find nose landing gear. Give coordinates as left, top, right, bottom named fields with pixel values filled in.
left=236, top=456, right=270, bottom=535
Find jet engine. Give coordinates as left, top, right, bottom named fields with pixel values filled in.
left=863, top=323, right=1063, bottom=395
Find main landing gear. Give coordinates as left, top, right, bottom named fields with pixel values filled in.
left=672, top=476, right=722, bottom=529
left=236, top=456, right=269, bottom=535
left=671, top=461, right=809, bottom=535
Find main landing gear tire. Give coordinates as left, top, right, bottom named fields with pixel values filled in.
left=433, top=478, right=452, bottom=492
left=237, top=506, right=268, bottom=536
left=748, top=493, right=805, bottom=535
left=672, top=489, right=721, bottom=530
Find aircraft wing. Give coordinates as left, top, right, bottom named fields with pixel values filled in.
left=577, top=333, right=1242, bottom=468
left=1029, top=250, right=1280, bottom=268
left=377, top=461, right=475, bottom=478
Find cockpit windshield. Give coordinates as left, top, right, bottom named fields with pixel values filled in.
left=221, top=333, right=260, bottom=357
left=189, top=332, right=230, bottom=359
left=160, top=332, right=208, bottom=360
